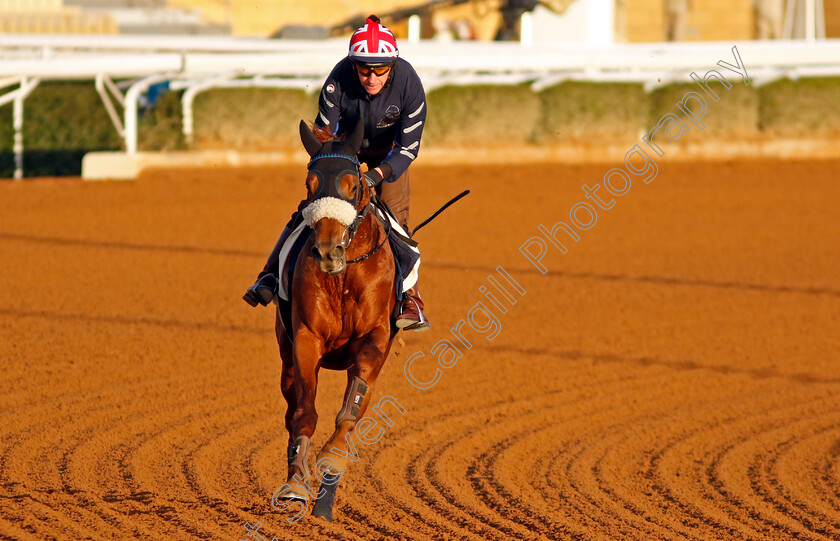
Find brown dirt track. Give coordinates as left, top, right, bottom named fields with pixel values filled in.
left=1, top=158, right=839, bottom=541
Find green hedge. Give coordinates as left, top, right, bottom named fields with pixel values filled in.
left=2, top=77, right=839, bottom=178
left=0, top=81, right=121, bottom=177
left=424, top=84, right=540, bottom=145
left=0, top=81, right=182, bottom=176
left=191, top=87, right=317, bottom=150
left=138, top=89, right=185, bottom=151
left=649, top=80, right=759, bottom=139
left=536, top=81, right=648, bottom=143
left=759, top=77, right=840, bottom=137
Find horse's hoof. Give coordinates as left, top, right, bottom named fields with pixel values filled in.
left=311, top=509, right=333, bottom=522
left=274, top=484, right=310, bottom=503
left=311, top=473, right=339, bottom=522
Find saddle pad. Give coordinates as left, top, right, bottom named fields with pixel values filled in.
left=276, top=222, right=309, bottom=302
left=374, top=207, right=420, bottom=297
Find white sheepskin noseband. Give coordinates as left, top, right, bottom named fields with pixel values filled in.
left=302, top=197, right=357, bottom=228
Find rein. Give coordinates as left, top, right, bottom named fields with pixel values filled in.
left=346, top=196, right=391, bottom=264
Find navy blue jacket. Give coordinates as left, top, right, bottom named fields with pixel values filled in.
left=314, top=57, right=426, bottom=182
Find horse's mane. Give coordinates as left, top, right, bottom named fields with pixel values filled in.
left=312, top=124, right=344, bottom=143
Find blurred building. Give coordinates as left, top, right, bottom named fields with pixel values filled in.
left=210, top=0, right=839, bottom=41
left=63, top=0, right=230, bottom=34
left=2, top=0, right=839, bottom=40
left=621, top=0, right=754, bottom=42
left=830, top=1, right=840, bottom=36
left=0, top=0, right=229, bottom=33
left=0, top=0, right=117, bottom=33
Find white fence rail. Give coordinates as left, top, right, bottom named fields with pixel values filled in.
left=2, top=34, right=840, bottom=176
left=3, top=35, right=840, bottom=79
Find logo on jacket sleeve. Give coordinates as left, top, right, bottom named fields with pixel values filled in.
left=326, top=83, right=335, bottom=94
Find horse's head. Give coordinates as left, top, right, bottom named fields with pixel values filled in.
left=299, top=119, right=371, bottom=275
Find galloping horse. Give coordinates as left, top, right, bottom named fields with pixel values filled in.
left=273, top=119, right=398, bottom=521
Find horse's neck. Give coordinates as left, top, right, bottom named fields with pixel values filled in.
left=346, top=208, right=383, bottom=260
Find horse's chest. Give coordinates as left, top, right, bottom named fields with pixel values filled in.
left=320, top=294, right=364, bottom=342
left=339, top=294, right=365, bottom=332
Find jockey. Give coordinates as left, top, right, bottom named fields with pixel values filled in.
left=243, top=14, right=430, bottom=332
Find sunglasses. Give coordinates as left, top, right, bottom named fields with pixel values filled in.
left=355, top=65, right=391, bottom=77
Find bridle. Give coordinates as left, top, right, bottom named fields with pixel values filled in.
left=306, top=153, right=389, bottom=264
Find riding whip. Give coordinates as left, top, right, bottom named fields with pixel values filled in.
left=411, top=190, right=470, bottom=236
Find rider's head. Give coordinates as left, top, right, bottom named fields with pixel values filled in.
left=348, top=15, right=398, bottom=96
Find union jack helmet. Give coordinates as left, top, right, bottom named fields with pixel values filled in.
left=348, top=15, right=399, bottom=67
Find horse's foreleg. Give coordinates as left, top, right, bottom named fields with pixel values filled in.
left=276, top=312, right=305, bottom=486
left=280, top=352, right=302, bottom=485
left=325, top=340, right=386, bottom=463
left=276, top=311, right=296, bottom=442
left=276, top=329, right=322, bottom=504
left=312, top=333, right=389, bottom=521
left=291, top=331, right=321, bottom=440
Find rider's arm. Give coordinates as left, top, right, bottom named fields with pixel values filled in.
left=381, top=69, right=426, bottom=182
left=314, top=64, right=344, bottom=135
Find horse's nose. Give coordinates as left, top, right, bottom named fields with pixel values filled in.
left=331, top=244, right=345, bottom=260
left=311, top=246, right=322, bottom=261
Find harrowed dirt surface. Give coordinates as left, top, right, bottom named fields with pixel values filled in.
left=1, top=159, right=839, bottom=540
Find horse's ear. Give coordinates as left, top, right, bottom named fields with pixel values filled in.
left=344, top=118, right=364, bottom=155
left=299, top=120, right=322, bottom=157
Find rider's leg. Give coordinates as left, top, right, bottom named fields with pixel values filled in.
left=397, top=283, right=429, bottom=332
left=377, top=170, right=431, bottom=332
left=243, top=211, right=302, bottom=307
left=376, top=168, right=410, bottom=227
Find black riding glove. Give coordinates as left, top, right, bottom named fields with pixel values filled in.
left=363, top=169, right=383, bottom=187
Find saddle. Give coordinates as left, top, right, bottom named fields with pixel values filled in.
left=275, top=200, right=420, bottom=336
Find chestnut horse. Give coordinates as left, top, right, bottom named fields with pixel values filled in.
left=273, top=120, right=397, bottom=522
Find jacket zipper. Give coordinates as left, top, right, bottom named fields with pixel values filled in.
left=365, top=94, right=375, bottom=143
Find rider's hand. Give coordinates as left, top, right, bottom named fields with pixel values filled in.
left=363, top=168, right=383, bottom=187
